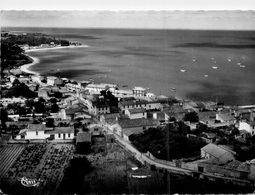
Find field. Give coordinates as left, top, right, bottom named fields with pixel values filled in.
left=0, top=143, right=75, bottom=195
left=0, top=144, right=26, bottom=178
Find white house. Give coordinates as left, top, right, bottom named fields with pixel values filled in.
left=47, top=76, right=63, bottom=86
left=16, top=124, right=50, bottom=140
left=125, top=108, right=147, bottom=119
left=45, top=127, right=74, bottom=140
left=16, top=124, right=74, bottom=140
left=239, top=121, right=255, bottom=136
left=132, top=86, right=148, bottom=97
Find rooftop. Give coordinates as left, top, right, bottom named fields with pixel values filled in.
left=76, top=132, right=91, bottom=143
left=201, top=143, right=235, bottom=159
left=133, top=86, right=147, bottom=91
left=45, top=126, right=74, bottom=134
left=27, top=124, right=46, bottom=132
left=123, top=128, right=145, bottom=137
left=119, top=100, right=148, bottom=107
left=128, top=108, right=146, bottom=114
left=217, top=112, right=235, bottom=121
left=118, top=118, right=158, bottom=129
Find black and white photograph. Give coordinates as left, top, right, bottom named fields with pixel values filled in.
left=1, top=0, right=255, bottom=194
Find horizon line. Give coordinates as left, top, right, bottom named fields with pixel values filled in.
left=2, top=26, right=255, bottom=31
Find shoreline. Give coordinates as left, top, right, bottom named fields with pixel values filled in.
left=19, top=44, right=90, bottom=76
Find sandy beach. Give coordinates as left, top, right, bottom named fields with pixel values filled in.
left=19, top=44, right=90, bottom=75
left=25, top=44, right=89, bottom=53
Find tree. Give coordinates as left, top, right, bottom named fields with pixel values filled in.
left=183, top=112, right=199, bottom=123
left=51, top=103, right=59, bottom=113
left=46, top=118, right=55, bottom=127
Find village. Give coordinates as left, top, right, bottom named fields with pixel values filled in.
left=1, top=67, right=255, bottom=194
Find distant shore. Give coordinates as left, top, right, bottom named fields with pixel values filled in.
left=19, top=44, right=90, bottom=75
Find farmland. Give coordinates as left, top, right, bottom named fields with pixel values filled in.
left=0, top=143, right=75, bottom=195
left=0, top=144, right=26, bottom=178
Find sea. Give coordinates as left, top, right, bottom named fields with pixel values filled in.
left=3, top=27, right=255, bottom=105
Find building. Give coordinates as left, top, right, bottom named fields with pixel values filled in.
left=16, top=124, right=49, bottom=140
left=113, top=118, right=159, bottom=137
left=45, top=126, right=74, bottom=140
left=132, top=86, right=148, bottom=97
left=201, top=143, right=236, bottom=164
left=125, top=108, right=147, bottom=119
left=0, top=98, right=26, bottom=106
left=216, top=112, right=236, bottom=125
left=99, top=113, right=120, bottom=124
left=85, top=83, right=118, bottom=94
left=47, top=76, right=63, bottom=86
left=239, top=121, right=255, bottom=135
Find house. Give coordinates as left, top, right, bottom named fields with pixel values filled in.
left=198, top=111, right=216, bottom=125
left=152, top=111, right=166, bottom=122
left=132, top=86, right=148, bottom=97
left=47, top=76, right=63, bottom=86
left=45, top=126, right=74, bottom=140
left=239, top=121, right=255, bottom=136
left=111, top=89, right=133, bottom=98
left=100, top=113, right=120, bottom=124
left=216, top=112, right=236, bottom=125
left=16, top=124, right=49, bottom=140
left=113, top=118, right=159, bottom=137
left=164, top=105, right=188, bottom=121
left=31, top=75, right=44, bottom=84
left=201, top=143, right=236, bottom=164
left=85, top=83, right=118, bottom=94
left=87, top=101, right=111, bottom=116
left=38, top=88, right=50, bottom=99
left=125, top=108, right=147, bottom=119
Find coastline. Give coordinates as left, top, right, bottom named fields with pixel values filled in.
left=19, top=44, right=90, bottom=76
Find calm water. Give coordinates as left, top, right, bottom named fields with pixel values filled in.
left=4, top=27, right=255, bottom=105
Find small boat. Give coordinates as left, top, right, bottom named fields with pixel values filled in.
left=192, top=58, right=196, bottom=62
left=212, top=66, right=219, bottom=69
left=180, top=69, right=186, bottom=73
left=228, top=59, right=232, bottom=62
left=171, top=88, right=176, bottom=91
left=204, top=74, right=208, bottom=77
left=239, top=65, right=246, bottom=68
left=237, top=62, right=242, bottom=65
left=211, top=57, right=215, bottom=60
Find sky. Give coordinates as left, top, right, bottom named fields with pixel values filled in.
left=1, top=10, right=255, bottom=30
left=1, top=0, right=255, bottom=30
left=1, top=0, right=255, bottom=11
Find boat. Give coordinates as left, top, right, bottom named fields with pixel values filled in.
left=211, top=57, right=215, bottom=60
left=212, top=66, right=219, bottom=69
left=228, top=59, right=232, bottom=62
left=192, top=58, right=196, bottom=62
left=180, top=69, right=186, bottom=73
left=171, top=88, right=176, bottom=91
left=204, top=74, right=208, bottom=77
left=239, top=65, right=246, bottom=68
left=237, top=62, right=242, bottom=65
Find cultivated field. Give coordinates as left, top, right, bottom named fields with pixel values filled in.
left=0, top=144, right=26, bottom=178
left=0, top=143, right=75, bottom=195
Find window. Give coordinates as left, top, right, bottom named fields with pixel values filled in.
left=58, top=133, right=61, bottom=138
